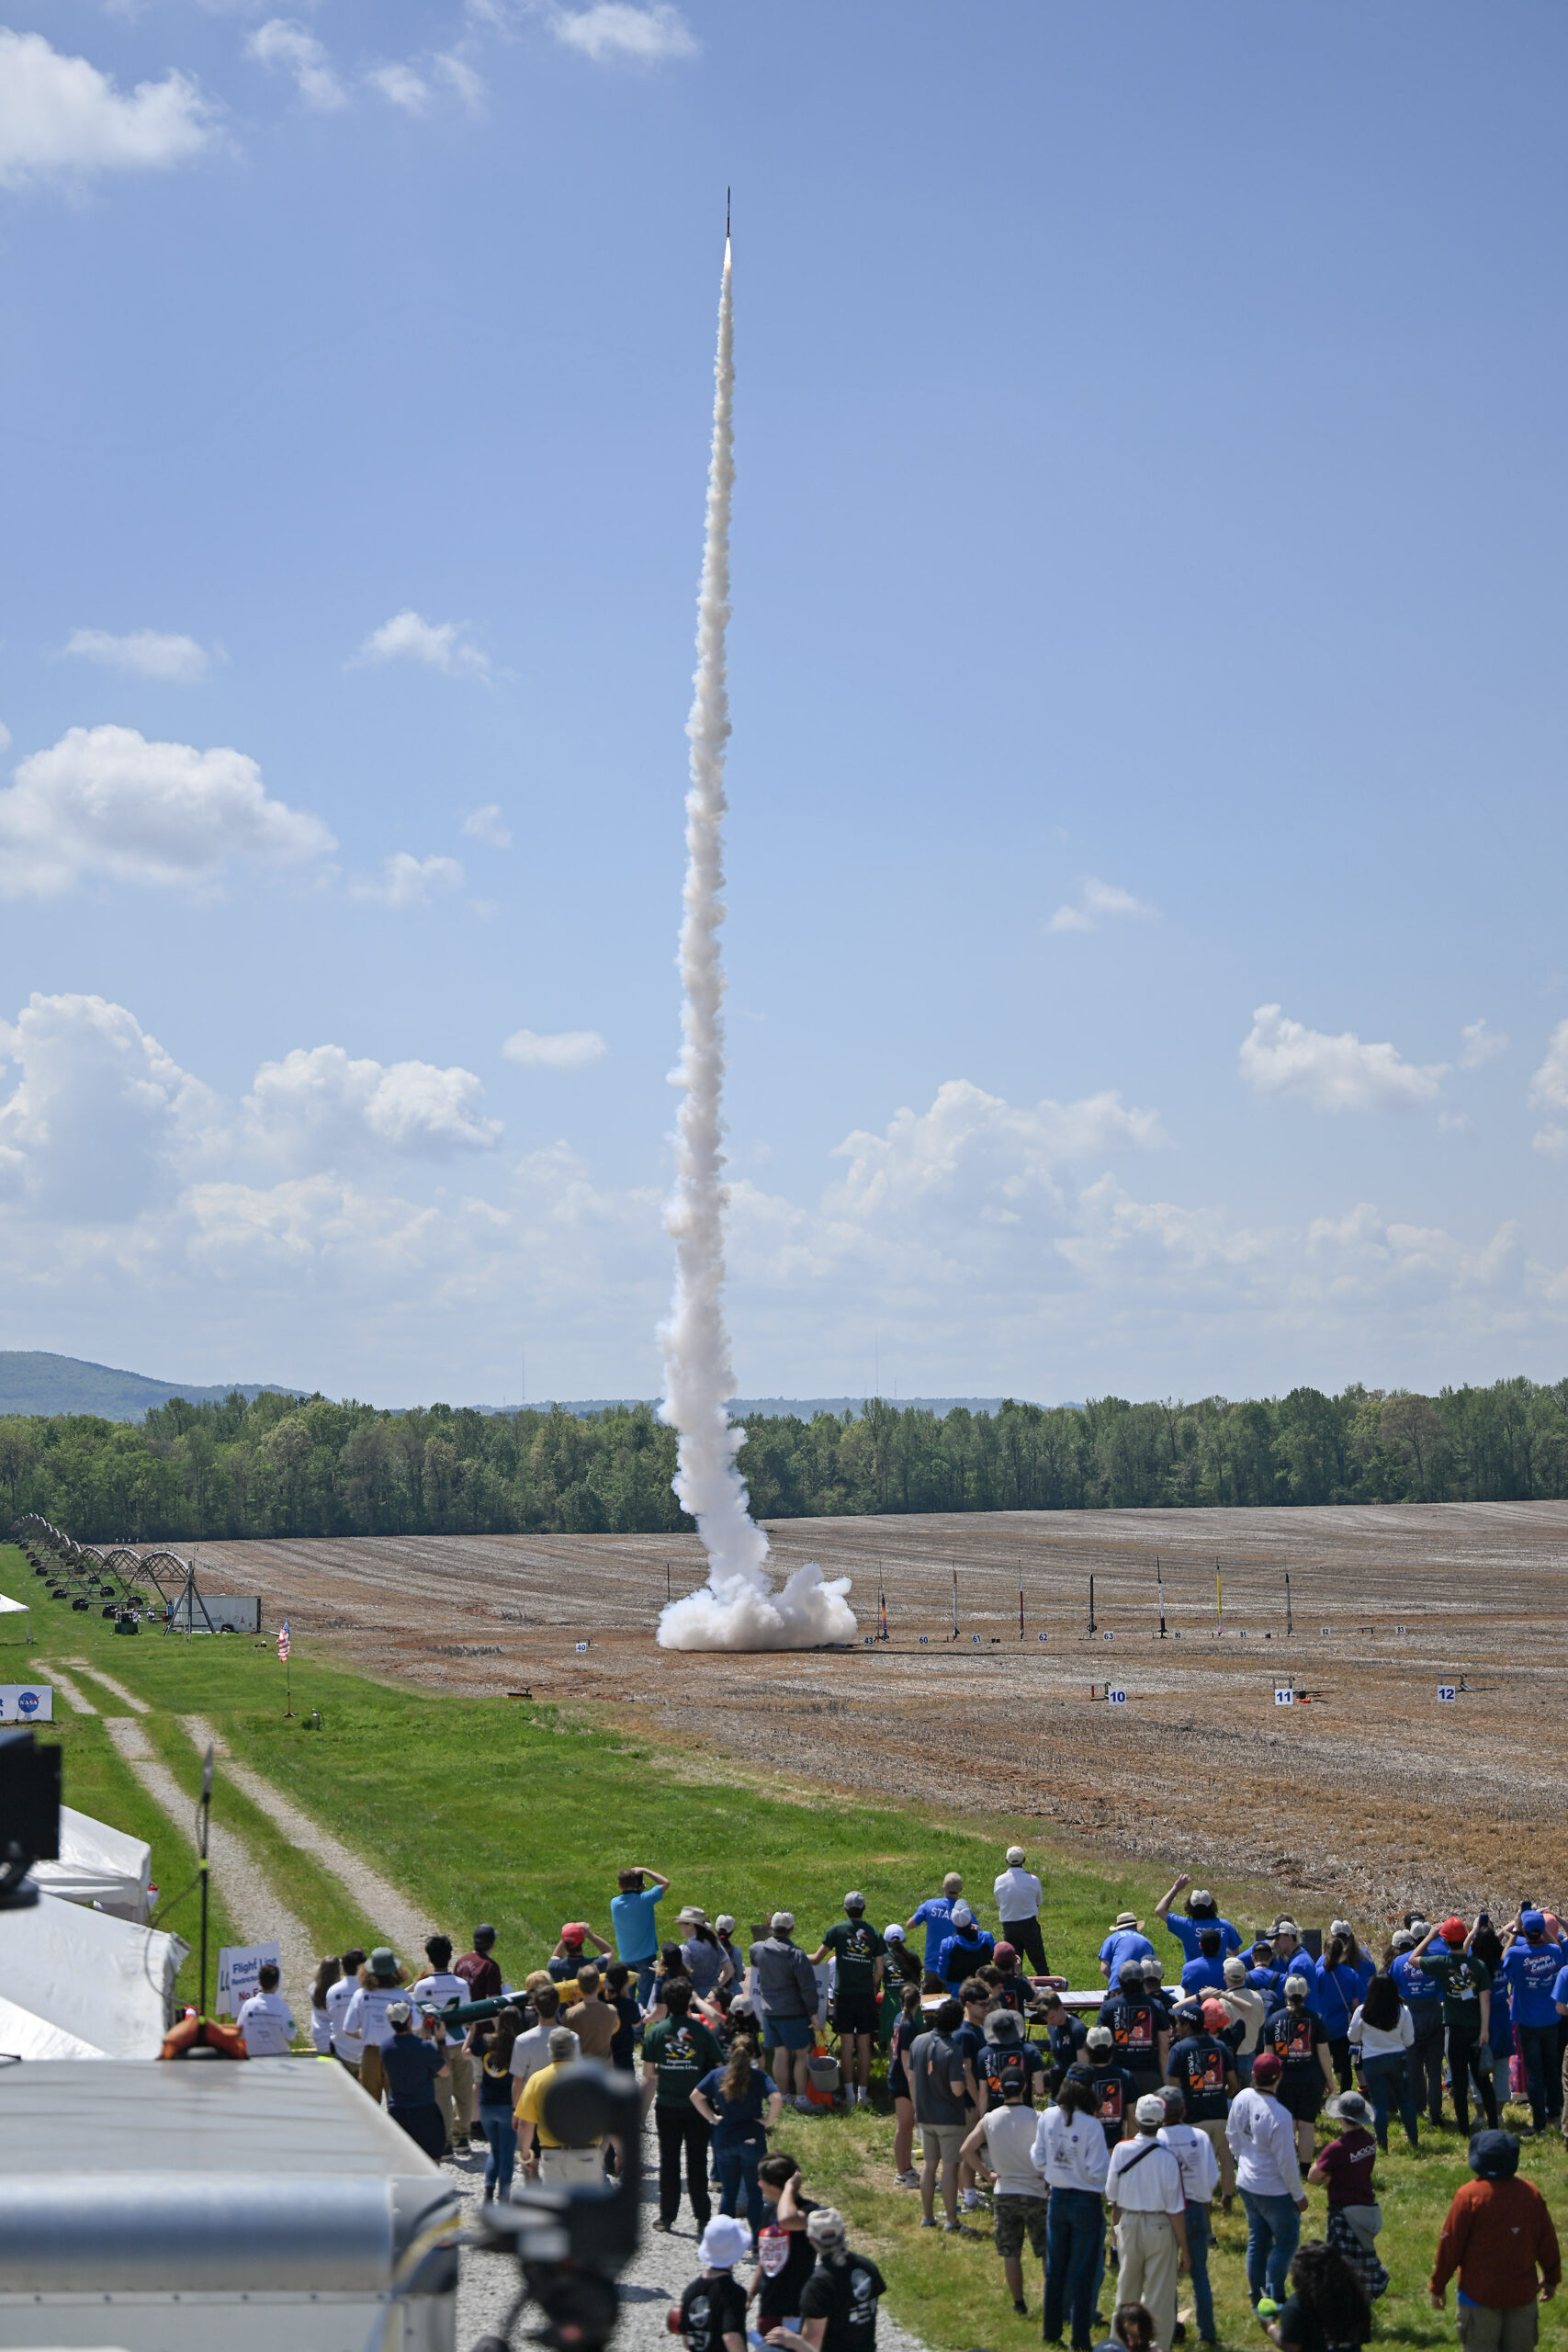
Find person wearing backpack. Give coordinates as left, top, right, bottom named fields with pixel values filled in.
left=1105, top=2094, right=1190, bottom=2352
left=961, top=2041, right=1047, bottom=2316
left=982, top=2007, right=1048, bottom=2108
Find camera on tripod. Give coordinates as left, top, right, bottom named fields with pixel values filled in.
left=0, top=1724, right=61, bottom=1909
left=468, top=2064, right=643, bottom=2352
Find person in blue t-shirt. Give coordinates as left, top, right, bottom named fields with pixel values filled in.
left=935, top=1903, right=995, bottom=1987
left=1155, top=1874, right=1243, bottom=1962
left=1179, top=1928, right=1230, bottom=1998
left=612, top=1866, right=671, bottom=2007
left=1099, top=1911, right=1156, bottom=1983
left=908, top=1874, right=964, bottom=1975
left=1498, top=1909, right=1567, bottom=2131
left=1314, top=1927, right=1375, bottom=2089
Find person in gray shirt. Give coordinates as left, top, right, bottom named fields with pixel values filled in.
left=749, top=1909, right=820, bottom=2109
left=911, top=1997, right=975, bottom=2236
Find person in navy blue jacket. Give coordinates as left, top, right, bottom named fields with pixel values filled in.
left=1497, top=1909, right=1567, bottom=2132
left=1314, top=1927, right=1375, bottom=2092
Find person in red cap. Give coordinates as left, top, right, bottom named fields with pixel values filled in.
left=1412, top=1919, right=1498, bottom=2132
left=549, top=1919, right=611, bottom=1985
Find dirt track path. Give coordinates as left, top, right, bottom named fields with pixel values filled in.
left=102, top=1716, right=316, bottom=1992
left=181, top=1713, right=432, bottom=1955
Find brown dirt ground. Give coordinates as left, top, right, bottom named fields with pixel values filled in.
left=188, top=1502, right=1568, bottom=1920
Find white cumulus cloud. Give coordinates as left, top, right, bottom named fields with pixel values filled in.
left=502, top=1027, right=608, bottom=1070
left=0, top=725, right=333, bottom=899
left=351, top=852, right=465, bottom=908
left=245, top=20, right=346, bottom=110
left=368, top=62, right=429, bottom=111
left=1529, top=1020, right=1568, bottom=1158
left=551, top=5, right=698, bottom=63
left=353, top=609, right=491, bottom=679
left=1047, top=876, right=1158, bottom=934
left=0, top=27, right=213, bottom=188
left=461, top=803, right=512, bottom=848
left=0, top=993, right=216, bottom=1221
left=243, top=1045, right=502, bottom=1167
left=1460, top=1018, right=1508, bottom=1069
left=1239, top=1003, right=1445, bottom=1112
left=66, top=628, right=212, bottom=684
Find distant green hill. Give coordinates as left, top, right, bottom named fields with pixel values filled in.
left=0, top=1352, right=299, bottom=1423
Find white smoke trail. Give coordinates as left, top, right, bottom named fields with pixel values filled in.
left=656, top=231, right=855, bottom=1656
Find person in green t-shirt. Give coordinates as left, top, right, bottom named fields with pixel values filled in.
left=1410, top=1918, right=1496, bottom=2132
left=810, top=1894, right=886, bottom=2105
left=642, top=1982, right=725, bottom=2231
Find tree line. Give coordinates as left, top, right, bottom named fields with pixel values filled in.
left=0, top=1375, right=1564, bottom=1545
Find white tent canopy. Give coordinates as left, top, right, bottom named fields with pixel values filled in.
left=0, top=1890, right=186, bottom=2057
left=0, top=1989, right=107, bottom=2061
left=31, top=1805, right=152, bottom=1922
left=0, top=1591, right=28, bottom=1639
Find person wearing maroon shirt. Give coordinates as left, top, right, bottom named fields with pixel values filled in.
left=1308, top=2090, right=1389, bottom=2302
left=457, top=1925, right=502, bottom=2004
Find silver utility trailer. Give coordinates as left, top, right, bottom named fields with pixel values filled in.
left=0, top=2058, right=461, bottom=2352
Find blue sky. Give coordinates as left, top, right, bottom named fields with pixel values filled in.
left=0, top=1, right=1564, bottom=1406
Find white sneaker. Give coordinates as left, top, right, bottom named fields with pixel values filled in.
left=961, top=2188, right=982, bottom=2210
left=855, top=2086, right=869, bottom=2106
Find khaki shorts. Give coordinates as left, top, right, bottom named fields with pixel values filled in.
left=994, top=2194, right=1049, bottom=2259
left=920, top=2121, right=967, bottom=2165
left=1194, top=2118, right=1229, bottom=2160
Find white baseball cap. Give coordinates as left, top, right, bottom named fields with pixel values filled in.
left=1006, top=1846, right=1026, bottom=1865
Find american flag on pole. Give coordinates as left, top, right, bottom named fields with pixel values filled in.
left=277, top=1620, right=291, bottom=1662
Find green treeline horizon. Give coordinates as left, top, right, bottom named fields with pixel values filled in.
left=1, top=1374, right=1565, bottom=1545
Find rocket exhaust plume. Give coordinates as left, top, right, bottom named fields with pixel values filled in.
left=656, top=221, right=854, bottom=1655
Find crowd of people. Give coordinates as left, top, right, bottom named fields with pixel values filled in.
left=251, top=1854, right=1568, bottom=2352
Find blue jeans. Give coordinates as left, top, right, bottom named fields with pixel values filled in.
left=635, top=1962, right=658, bottom=2007
left=1240, top=2189, right=1300, bottom=2306
left=480, top=2109, right=516, bottom=2198
left=1043, top=2187, right=1102, bottom=2347
left=1185, top=2202, right=1214, bottom=2341
left=1516, top=2025, right=1560, bottom=2130
left=716, top=2137, right=764, bottom=2233
left=1360, top=2051, right=1419, bottom=2150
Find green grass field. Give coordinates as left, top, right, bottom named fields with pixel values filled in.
left=11, top=1543, right=1568, bottom=2352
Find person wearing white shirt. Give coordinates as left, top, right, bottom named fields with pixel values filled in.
left=1105, top=2095, right=1189, bottom=2352
left=960, top=2078, right=1046, bottom=2316
left=993, top=1846, right=1047, bottom=1973
left=1224, top=2052, right=1306, bottom=2312
left=1158, top=2088, right=1221, bottom=2345
left=236, top=1962, right=296, bottom=2057
left=411, top=1933, right=479, bottom=2153
left=342, top=1948, right=412, bottom=2102
left=1348, top=1975, right=1419, bottom=2152
left=326, top=1946, right=367, bottom=2074
left=1032, top=2080, right=1110, bottom=2349
left=510, top=1986, right=580, bottom=2100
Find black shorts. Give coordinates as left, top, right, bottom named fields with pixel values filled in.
left=832, top=1990, right=878, bottom=2036
left=1278, top=2072, right=1325, bottom=2121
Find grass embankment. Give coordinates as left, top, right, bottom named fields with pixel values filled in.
left=3, top=1544, right=242, bottom=1998
left=15, top=1557, right=1568, bottom=2352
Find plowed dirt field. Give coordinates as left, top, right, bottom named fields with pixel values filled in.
left=190, top=1502, right=1568, bottom=1920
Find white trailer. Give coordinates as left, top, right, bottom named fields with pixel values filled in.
left=0, top=2058, right=460, bottom=2351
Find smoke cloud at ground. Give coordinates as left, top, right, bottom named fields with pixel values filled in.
left=655, top=237, right=854, bottom=1656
